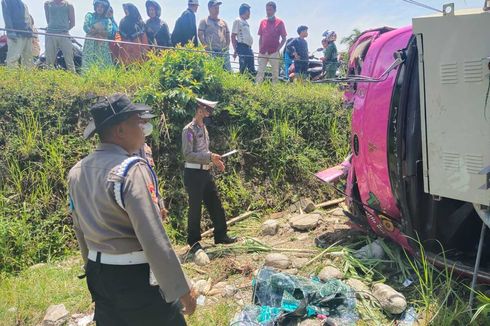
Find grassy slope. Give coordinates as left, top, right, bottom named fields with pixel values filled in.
left=0, top=51, right=350, bottom=275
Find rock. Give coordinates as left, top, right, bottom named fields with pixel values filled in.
left=372, top=283, right=407, bottom=314
left=194, top=249, right=210, bottom=266
left=193, top=279, right=212, bottom=295
left=300, top=198, right=317, bottom=213
left=289, top=214, right=321, bottom=231
left=264, top=253, right=291, bottom=269
left=346, top=278, right=370, bottom=299
left=291, top=257, right=309, bottom=269
left=285, top=268, right=298, bottom=275
left=7, top=307, right=17, bottom=313
left=280, top=223, right=294, bottom=235
left=262, top=219, right=279, bottom=236
left=318, top=266, right=343, bottom=281
left=299, top=319, right=322, bottom=326
left=330, top=208, right=345, bottom=217
left=287, top=203, right=300, bottom=214
left=297, top=233, right=309, bottom=241
left=207, top=282, right=237, bottom=298
left=269, top=211, right=286, bottom=220
left=29, top=263, right=47, bottom=270
left=354, top=240, right=385, bottom=260
left=75, top=314, right=94, bottom=326
left=42, top=304, right=69, bottom=326
left=223, top=284, right=238, bottom=298
left=207, top=282, right=228, bottom=296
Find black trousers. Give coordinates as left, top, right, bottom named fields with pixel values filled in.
left=295, top=60, right=308, bottom=76
left=237, top=42, right=256, bottom=75
left=184, top=168, right=227, bottom=246
left=86, top=259, right=186, bottom=326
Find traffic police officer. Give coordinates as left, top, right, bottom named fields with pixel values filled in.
left=182, top=98, right=237, bottom=264
left=69, top=93, right=196, bottom=325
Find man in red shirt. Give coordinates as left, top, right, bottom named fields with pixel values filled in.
left=256, top=1, right=287, bottom=84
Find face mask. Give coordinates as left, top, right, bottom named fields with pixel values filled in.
left=203, top=117, right=213, bottom=126
left=140, top=122, right=154, bottom=137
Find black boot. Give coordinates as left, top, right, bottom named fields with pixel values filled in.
left=214, top=235, right=238, bottom=245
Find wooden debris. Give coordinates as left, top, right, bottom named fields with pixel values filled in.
left=315, top=198, right=345, bottom=209
left=201, top=211, right=256, bottom=238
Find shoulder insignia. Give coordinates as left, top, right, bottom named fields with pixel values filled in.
left=113, top=156, right=160, bottom=211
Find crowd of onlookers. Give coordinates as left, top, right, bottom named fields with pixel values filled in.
left=1, top=0, right=339, bottom=82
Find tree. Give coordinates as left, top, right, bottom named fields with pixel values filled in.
left=341, top=28, right=362, bottom=48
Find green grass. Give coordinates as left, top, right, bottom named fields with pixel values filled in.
left=187, top=300, right=237, bottom=326
left=0, top=256, right=91, bottom=326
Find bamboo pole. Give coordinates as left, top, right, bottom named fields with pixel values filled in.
left=315, top=198, right=345, bottom=209
left=201, top=211, right=256, bottom=238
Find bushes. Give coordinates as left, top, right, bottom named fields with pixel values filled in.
left=0, top=49, right=349, bottom=273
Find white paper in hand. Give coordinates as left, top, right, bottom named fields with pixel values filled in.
left=221, top=149, right=238, bottom=158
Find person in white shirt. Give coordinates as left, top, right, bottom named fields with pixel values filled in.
left=231, top=3, right=255, bottom=75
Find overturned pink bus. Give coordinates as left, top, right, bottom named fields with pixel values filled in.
left=318, top=8, right=490, bottom=282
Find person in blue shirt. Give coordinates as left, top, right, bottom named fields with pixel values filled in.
left=287, top=25, right=309, bottom=78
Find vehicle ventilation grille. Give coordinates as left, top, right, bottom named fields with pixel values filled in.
left=443, top=152, right=460, bottom=171
left=463, top=60, right=483, bottom=83
left=465, top=154, right=484, bottom=174
left=440, top=63, right=458, bottom=84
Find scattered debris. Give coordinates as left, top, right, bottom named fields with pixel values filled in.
left=402, top=278, right=414, bottom=288
left=354, top=239, right=386, bottom=260
left=261, top=219, right=279, bottom=236
left=42, top=304, right=69, bottom=326
left=318, top=266, right=343, bottom=282
left=264, top=253, right=292, bottom=269
left=289, top=214, right=321, bottom=231
left=231, top=267, right=358, bottom=325
left=398, top=306, right=418, bottom=325
left=372, top=283, right=407, bottom=315
left=196, top=295, right=206, bottom=306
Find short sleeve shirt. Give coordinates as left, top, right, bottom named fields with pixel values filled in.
left=198, top=17, right=230, bottom=51
left=232, top=17, right=253, bottom=47
left=258, top=17, right=287, bottom=54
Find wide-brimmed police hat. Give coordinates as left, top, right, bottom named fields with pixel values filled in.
left=83, top=93, right=153, bottom=139
left=196, top=97, right=218, bottom=114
